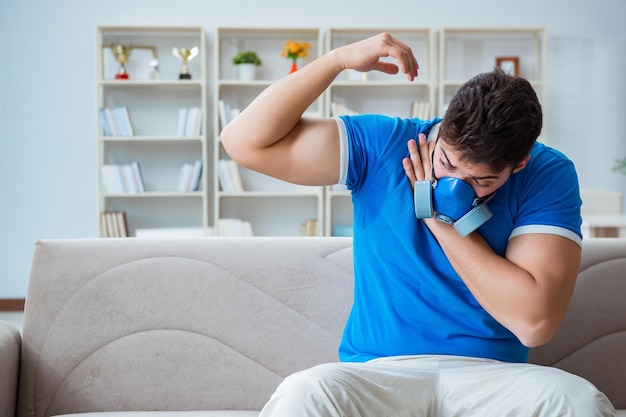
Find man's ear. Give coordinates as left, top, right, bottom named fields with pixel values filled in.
left=512, top=155, right=531, bottom=174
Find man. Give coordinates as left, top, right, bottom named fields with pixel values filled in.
left=221, top=33, right=615, bottom=416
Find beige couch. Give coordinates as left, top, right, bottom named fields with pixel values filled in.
left=1, top=237, right=624, bottom=417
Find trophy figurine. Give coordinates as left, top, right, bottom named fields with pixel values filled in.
left=172, top=46, right=199, bottom=79
left=111, top=44, right=132, bottom=79
left=102, top=43, right=158, bottom=80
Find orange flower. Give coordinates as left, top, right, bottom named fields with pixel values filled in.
left=282, top=40, right=312, bottom=62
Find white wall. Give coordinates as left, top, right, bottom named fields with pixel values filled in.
left=1, top=0, right=625, bottom=298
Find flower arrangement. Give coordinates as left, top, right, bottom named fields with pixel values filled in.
left=282, top=40, right=311, bottom=73
left=281, top=40, right=311, bottom=61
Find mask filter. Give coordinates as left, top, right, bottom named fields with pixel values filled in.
left=413, top=177, right=493, bottom=237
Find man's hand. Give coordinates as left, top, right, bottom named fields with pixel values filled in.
left=402, top=133, right=435, bottom=190
left=335, top=33, right=419, bottom=81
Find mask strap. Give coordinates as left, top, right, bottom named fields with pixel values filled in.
left=473, top=190, right=497, bottom=207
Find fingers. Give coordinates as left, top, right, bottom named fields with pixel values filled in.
left=365, top=33, right=419, bottom=81
left=404, top=134, right=433, bottom=189
left=418, top=134, right=433, bottom=179
left=381, top=33, right=419, bottom=80
left=403, top=157, right=416, bottom=186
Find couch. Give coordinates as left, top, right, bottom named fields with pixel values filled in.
left=1, top=237, right=624, bottom=417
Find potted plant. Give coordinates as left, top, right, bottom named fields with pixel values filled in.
left=232, top=51, right=261, bottom=81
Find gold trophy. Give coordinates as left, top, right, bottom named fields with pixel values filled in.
left=172, top=46, right=199, bottom=79
left=102, top=43, right=158, bottom=80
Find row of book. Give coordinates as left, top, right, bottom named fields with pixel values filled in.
left=299, top=219, right=319, bottom=236
left=218, top=100, right=241, bottom=130
left=176, top=107, right=203, bottom=136
left=99, top=106, right=204, bottom=137
left=409, top=100, right=431, bottom=119
left=99, top=106, right=135, bottom=136
left=100, top=162, right=145, bottom=194
left=218, top=159, right=243, bottom=192
left=175, top=160, right=203, bottom=192
left=330, top=102, right=359, bottom=117
left=100, top=211, right=128, bottom=238
left=217, top=218, right=318, bottom=237
left=217, top=218, right=253, bottom=236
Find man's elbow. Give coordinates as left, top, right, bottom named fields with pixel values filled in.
left=220, top=124, right=237, bottom=157
left=515, top=319, right=560, bottom=348
left=220, top=124, right=249, bottom=166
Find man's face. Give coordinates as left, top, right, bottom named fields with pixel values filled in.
left=432, top=139, right=516, bottom=200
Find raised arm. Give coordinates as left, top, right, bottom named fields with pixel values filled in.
left=220, top=33, right=419, bottom=186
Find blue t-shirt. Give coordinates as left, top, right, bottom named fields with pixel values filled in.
left=337, top=114, right=582, bottom=364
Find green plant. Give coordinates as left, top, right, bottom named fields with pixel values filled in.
left=232, top=51, right=262, bottom=66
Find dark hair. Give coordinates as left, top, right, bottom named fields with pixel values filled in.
left=439, top=68, right=542, bottom=173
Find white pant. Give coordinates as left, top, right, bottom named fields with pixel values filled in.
left=259, top=355, right=616, bottom=417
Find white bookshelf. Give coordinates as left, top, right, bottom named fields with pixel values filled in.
left=96, top=26, right=209, bottom=237
left=214, top=27, right=325, bottom=236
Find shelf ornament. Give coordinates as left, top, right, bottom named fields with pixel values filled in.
left=232, top=51, right=262, bottom=81
left=172, top=46, right=199, bottom=80
left=281, top=40, right=311, bottom=74
left=102, top=43, right=158, bottom=80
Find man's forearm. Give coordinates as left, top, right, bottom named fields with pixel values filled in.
left=424, top=218, right=578, bottom=347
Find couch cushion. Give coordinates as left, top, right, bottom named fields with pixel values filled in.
left=19, top=238, right=353, bottom=417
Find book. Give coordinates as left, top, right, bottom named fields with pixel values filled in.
left=218, top=159, right=243, bottom=192
left=100, top=165, right=125, bottom=193
left=114, top=106, right=135, bottom=136
left=409, top=100, right=430, bottom=119
left=130, top=161, right=145, bottom=192
left=218, top=100, right=231, bottom=130
left=218, top=100, right=240, bottom=130
left=100, top=162, right=145, bottom=194
left=99, top=107, right=119, bottom=136
left=300, top=219, right=318, bottom=236
left=176, top=163, right=192, bottom=192
left=330, top=102, right=358, bottom=117
left=176, top=159, right=202, bottom=192
left=98, top=106, right=135, bottom=136
left=188, top=159, right=203, bottom=191
left=217, top=218, right=253, bottom=236
left=176, top=107, right=203, bottom=136
left=176, top=108, right=188, bottom=136
left=99, top=108, right=112, bottom=136
left=100, top=211, right=128, bottom=238
left=120, top=164, right=138, bottom=193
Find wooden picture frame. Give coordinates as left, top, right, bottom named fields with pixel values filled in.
left=495, top=56, right=520, bottom=77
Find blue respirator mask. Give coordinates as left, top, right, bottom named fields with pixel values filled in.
left=413, top=175, right=494, bottom=237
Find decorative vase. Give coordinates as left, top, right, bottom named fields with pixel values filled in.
left=289, top=60, right=298, bottom=74
left=237, top=63, right=257, bottom=81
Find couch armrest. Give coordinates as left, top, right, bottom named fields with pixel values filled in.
left=0, top=320, right=20, bottom=417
